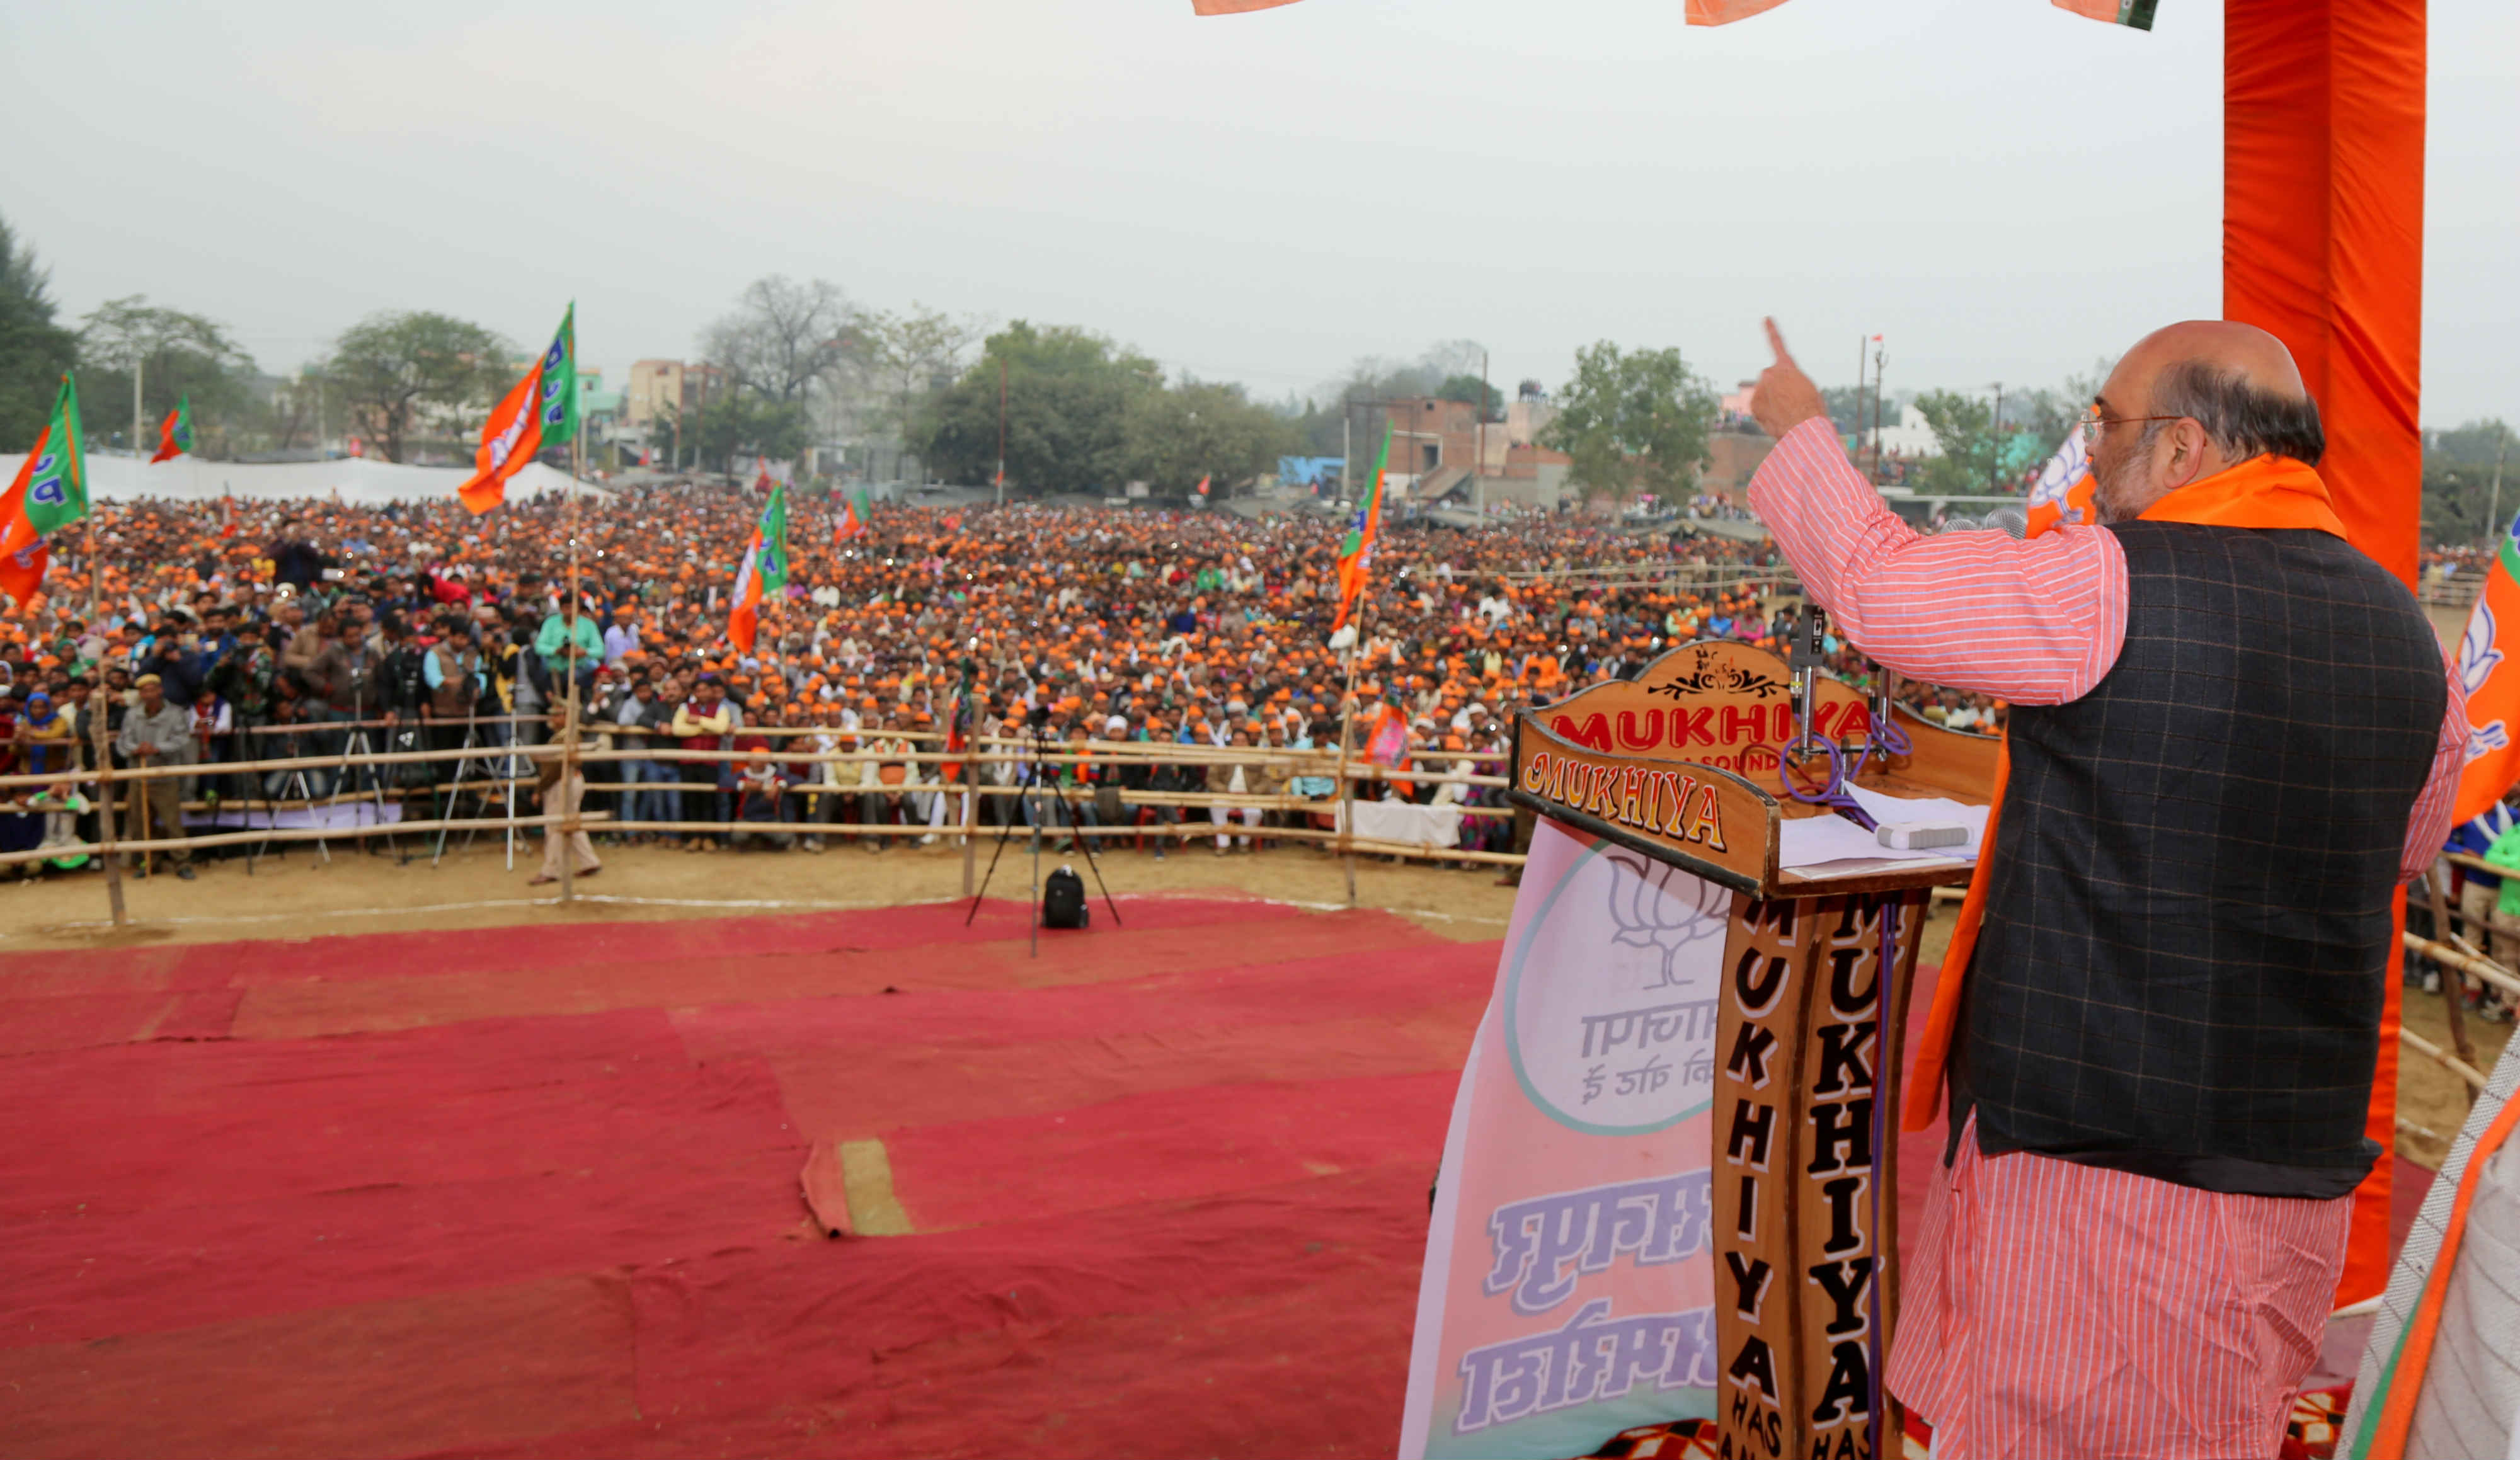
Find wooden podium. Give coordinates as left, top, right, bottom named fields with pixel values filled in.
left=1508, top=641, right=1991, bottom=1460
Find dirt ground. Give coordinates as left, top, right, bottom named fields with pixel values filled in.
left=2399, top=975, right=2512, bottom=1166
left=0, top=832, right=1521, bottom=951
left=4, top=833, right=2485, bottom=1168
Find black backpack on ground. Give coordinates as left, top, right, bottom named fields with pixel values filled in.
left=1042, top=865, right=1089, bottom=929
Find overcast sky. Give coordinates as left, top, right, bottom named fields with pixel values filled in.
left=5, top=0, right=2514, bottom=424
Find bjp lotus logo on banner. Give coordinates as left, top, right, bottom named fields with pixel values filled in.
left=2453, top=510, right=2520, bottom=820
left=2024, top=411, right=2097, bottom=539
left=1400, top=823, right=1724, bottom=1459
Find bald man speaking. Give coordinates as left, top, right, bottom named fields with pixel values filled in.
left=1746, top=321, right=2463, bottom=1458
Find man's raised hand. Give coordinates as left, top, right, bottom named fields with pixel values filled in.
left=1751, top=317, right=1828, bottom=442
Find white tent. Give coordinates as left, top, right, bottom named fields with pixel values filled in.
left=0, top=452, right=584, bottom=507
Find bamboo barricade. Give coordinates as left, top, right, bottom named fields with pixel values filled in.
left=0, top=735, right=1529, bottom=879
left=2421, top=862, right=2482, bottom=1090
left=0, top=739, right=1516, bottom=790
left=2397, top=853, right=2520, bottom=1105
left=2402, top=1027, right=2490, bottom=1093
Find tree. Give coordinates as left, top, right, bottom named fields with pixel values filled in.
left=2422, top=419, right=2518, bottom=545
left=677, top=393, right=811, bottom=472
left=1436, top=374, right=1503, bottom=421
left=1120, top=379, right=1299, bottom=499
left=1913, top=389, right=2003, bottom=494
left=916, top=322, right=1160, bottom=495
left=1285, top=341, right=1494, bottom=456
left=852, top=303, right=984, bottom=478
left=0, top=212, right=77, bottom=450
left=702, top=276, right=857, bottom=404
left=76, top=296, right=260, bottom=455
left=1542, top=342, right=1719, bottom=505
left=1820, top=385, right=1872, bottom=436
left=265, top=369, right=328, bottom=453
left=321, top=311, right=510, bottom=463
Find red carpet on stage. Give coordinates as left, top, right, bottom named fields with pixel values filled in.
left=4, top=915, right=2437, bottom=1459
left=0, top=897, right=1492, bottom=1459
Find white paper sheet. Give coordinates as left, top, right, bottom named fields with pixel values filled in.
left=1845, top=785, right=1990, bottom=855
left=1777, top=787, right=1989, bottom=874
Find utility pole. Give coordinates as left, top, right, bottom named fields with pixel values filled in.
left=1342, top=405, right=1352, bottom=503
left=691, top=365, right=709, bottom=476
left=1853, top=336, right=1867, bottom=474
left=2489, top=431, right=2512, bottom=542
left=1989, top=382, right=2005, bottom=490
left=132, top=355, right=144, bottom=460
left=1870, top=343, right=1887, bottom=485
left=1475, top=349, right=1490, bottom=523
left=995, top=355, right=1008, bottom=507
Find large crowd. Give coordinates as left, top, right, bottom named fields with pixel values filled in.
left=0, top=482, right=2001, bottom=880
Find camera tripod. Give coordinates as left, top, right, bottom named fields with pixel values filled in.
left=965, top=717, right=1122, bottom=957
left=431, top=716, right=522, bottom=869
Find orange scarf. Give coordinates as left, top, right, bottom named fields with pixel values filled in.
left=1902, top=455, right=2345, bottom=1132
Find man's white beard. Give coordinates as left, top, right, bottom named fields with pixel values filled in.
left=2092, top=428, right=2161, bottom=525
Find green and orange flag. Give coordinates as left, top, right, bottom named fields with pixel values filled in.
left=834, top=484, right=873, bottom=544
left=459, top=304, right=578, bottom=515
left=0, top=374, right=91, bottom=608
left=2451, top=508, right=2520, bottom=821
left=150, top=394, right=195, bottom=463
left=1331, top=422, right=1389, bottom=632
left=728, top=481, right=789, bottom=652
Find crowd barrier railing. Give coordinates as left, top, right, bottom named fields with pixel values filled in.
left=0, top=729, right=1530, bottom=874
left=2400, top=853, right=2520, bottom=1115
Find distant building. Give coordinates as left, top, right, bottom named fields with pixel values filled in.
left=1717, top=380, right=1758, bottom=426
left=576, top=369, right=626, bottom=441
left=1869, top=402, right=1941, bottom=459
left=1503, top=396, right=1558, bottom=448
left=1699, top=431, right=1775, bottom=500
left=625, top=360, right=725, bottom=430
left=1361, top=396, right=1573, bottom=511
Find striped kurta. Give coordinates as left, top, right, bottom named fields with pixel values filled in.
left=1748, top=419, right=2466, bottom=1459
left=1894, top=1116, right=2351, bottom=1458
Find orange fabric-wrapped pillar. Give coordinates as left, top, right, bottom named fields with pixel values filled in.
left=2225, top=0, right=2427, bottom=1310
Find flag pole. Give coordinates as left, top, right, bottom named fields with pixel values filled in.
left=90, top=665, right=128, bottom=928
left=1332, top=602, right=1363, bottom=909
left=559, top=417, right=583, bottom=906
left=72, top=372, right=131, bottom=928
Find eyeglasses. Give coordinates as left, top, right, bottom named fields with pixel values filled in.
left=2080, top=414, right=2184, bottom=448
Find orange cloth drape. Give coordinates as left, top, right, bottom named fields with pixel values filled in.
left=2226, top=0, right=2427, bottom=1311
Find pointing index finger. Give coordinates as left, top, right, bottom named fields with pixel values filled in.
left=1763, top=317, right=1795, bottom=368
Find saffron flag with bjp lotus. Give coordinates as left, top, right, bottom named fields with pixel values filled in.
left=1332, top=422, right=1389, bottom=632
left=150, top=394, right=195, bottom=463
left=459, top=305, right=578, bottom=515
left=2451, top=510, right=2520, bottom=822
left=728, top=480, right=789, bottom=652
left=0, top=374, right=91, bottom=607
left=1194, top=0, right=2151, bottom=26
left=2023, top=409, right=2099, bottom=539
left=833, top=484, right=872, bottom=544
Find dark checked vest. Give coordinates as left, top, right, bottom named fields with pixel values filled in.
left=1955, top=520, right=2446, bottom=1200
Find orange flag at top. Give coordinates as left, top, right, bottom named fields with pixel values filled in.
left=459, top=305, right=577, bottom=515
left=1192, top=0, right=2151, bottom=24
